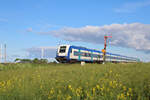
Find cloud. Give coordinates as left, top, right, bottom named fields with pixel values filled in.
left=114, top=0, right=150, bottom=13
left=40, top=23, right=150, bottom=53
left=26, top=46, right=57, bottom=58
left=26, top=28, right=33, bottom=32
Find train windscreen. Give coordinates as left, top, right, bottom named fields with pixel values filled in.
left=59, top=46, right=66, bottom=53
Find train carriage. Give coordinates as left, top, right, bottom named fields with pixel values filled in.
left=56, top=45, right=140, bottom=63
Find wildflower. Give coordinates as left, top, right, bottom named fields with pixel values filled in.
left=107, top=88, right=110, bottom=92
left=50, top=88, right=54, bottom=94
left=119, top=83, right=122, bottom=87
left=1, top=81, right=5, bottom=87
left=109, top=81, right=113, bottom=87
left=110, top=70, right=112, bottom=73
left=67, top=95, right=72, bottom=100
left=6, top=80, right=11, bottom=87
left=76, top=88, right=81, bottom=96
left=48, top=95, right=51, bottom=99
left=113, top=81, right=117, bottom=88
left=86, top=82, right=88, bottom=85
left=58, top=90, right=61, bottom=94
left=85, top=91, right=90, bottom=97
left=68, top=85, right=71, bottom=89
left=113, top=81, right=117, bottom=84
left=93, top=87, right=96, bottom=94
left=40, top=85, right=43, bottom=89
left=116, top=74, right=119, bottom=77
left=100, top=87, right=104, bottom=91
left=127, top=92, right=130, bottom=96
left=37, top=74, right=40, bottom=78
left=120, top=93, right=124, bottom=98
left=117, top=94, right=120, bottom=100
left=123, top=86, right=126, bottom=91
left=68, top=85, right=73, bottom=91
left=128, top=88, right=132, bottom=92
left=96, top=85, right=100, bottom=89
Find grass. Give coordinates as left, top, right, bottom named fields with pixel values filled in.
left=0, top=63, right=150, bottom=100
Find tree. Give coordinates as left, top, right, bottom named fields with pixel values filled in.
left=14, top=58, right=21, bottom=62
left=32, top=58, right=39, bottom=63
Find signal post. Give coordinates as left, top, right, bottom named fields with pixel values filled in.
left=102, top=36, right=112, bottom=64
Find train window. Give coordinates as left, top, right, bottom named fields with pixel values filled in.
left=74, top=51, right=80, bottom=56
left=88, top=53, right=91, bottom=57
left=85, top=53, right=90, bottom=57
left=59, top=46, right=66, bottom=53
left=106, top=56, right=110, bottom=59
left=83, top=53, right=86, bottom=57
left=98, top=55, right=101, bottom=58
left=81, top=52, right=85, bottom=56
left=92, top=54, right=95, bottom=58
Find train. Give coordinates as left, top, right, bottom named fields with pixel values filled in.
left=55, top=45, right=140, bottom=63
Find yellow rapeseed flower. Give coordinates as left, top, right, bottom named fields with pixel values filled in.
left=6, top=80, right=11, bottom=87
left=66, top=95, right=72, bottom=100
left=48, top=95, right=51, bottom=99
left=85, top=90, right=90, bottom=97
left=68, top=85, right=73, bottom=91
left=120, top=93, right=124, bottom=99
left=40, top=85, right=43, bottom=89
left=123, top=86, right=126, bottom=91
left=37, top=74, right=40, bottom=78
left=0, top=82, right=2, bottom=86
left=100, top=86, right=104, bottom=91
left=116, top=74, right=119, bottom=77
left=96, top=85, right=100, bottom=89
left=76, top=88, right=81, bottom=96
left=68, top=85, right=71, bottom=89
left=117, top=94, right=120, bottom=100
left=110, top=70, right=112, bottom=73
left=107, top=88, right=110, bottom=92
left=109, top=81, right=113, bottom=87
left=128, top=88, right=132, bottom=92
left=58, top=90, right=61, bottom=94
left=119, top=83, right=122, bottom=87
left=50, top=88, right=54, bottom=94
left=1, top=81, right=5, bottom=87
left=127, top=92, right=130, bottom=96
left=93, top=87, right=96, bottom=94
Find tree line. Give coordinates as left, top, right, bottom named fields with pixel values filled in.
left=14, top=58, right=57, bottom=64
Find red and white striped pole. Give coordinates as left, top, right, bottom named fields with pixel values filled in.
left=102, top=36, right=112, bottom=64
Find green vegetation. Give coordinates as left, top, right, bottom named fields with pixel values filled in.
left=0, top=63, right=150, bottom=100
left=14, top=58, right=50, bottom=64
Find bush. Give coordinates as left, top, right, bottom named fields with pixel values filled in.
left=14, top=58, right=48, bottom=64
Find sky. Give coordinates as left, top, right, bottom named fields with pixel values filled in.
left=0, top=0, right=150, bottom=62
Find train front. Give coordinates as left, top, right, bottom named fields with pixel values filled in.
left=55, top=45, right=70, bottom=63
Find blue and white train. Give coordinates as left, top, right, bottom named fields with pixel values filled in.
left=55, top=45, right=140, bottom=63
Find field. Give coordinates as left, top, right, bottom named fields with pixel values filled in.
left=0, top=63, right=150, bottom=100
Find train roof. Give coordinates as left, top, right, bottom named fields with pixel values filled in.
left=70, top=45, right=102, bottom=53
